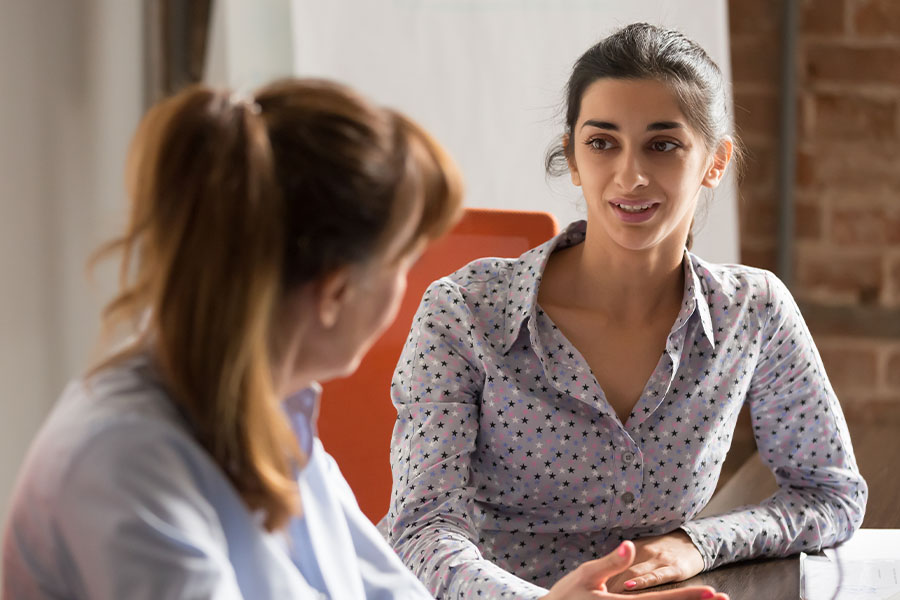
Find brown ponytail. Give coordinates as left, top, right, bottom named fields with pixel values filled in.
left=90, top=79, right=462, bottom=531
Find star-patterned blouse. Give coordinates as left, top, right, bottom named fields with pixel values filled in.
left=382, top=220, right=867, bottom=599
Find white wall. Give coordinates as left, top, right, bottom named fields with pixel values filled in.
left=0, top=0, right=57, bottom=534
left=205, top=0, right=295, bottom=89
left=289, top=0, right=739, bottom=263
left=0, top=0, right=143, bottom=554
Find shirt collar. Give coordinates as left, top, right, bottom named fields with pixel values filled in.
left=499, top=220, right=588, bottom=354
left=680, top=251, right=716, bottom=349
left=499, top=220, right=715, bottom=353
left=283, top=382, right=322, bottom=457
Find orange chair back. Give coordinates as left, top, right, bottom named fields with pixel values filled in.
left=317, top=208, right=560, bottom=523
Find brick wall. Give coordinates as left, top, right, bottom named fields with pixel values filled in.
left=729, top=0, right=900, bottom=422
left=715, top=0, right=900, bottom=481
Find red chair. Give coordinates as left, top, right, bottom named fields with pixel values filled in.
left=318, top=208, right=560, bottom=523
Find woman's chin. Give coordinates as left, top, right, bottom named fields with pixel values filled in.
left=322, top=356, right=364, bottom=383
left=608, top=232, right=666, bottom=254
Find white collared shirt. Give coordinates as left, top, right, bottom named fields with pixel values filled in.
left=3, top=354, right=431, bottom=599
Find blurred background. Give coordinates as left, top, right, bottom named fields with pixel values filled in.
left=1, top=0, right=898, bottom=576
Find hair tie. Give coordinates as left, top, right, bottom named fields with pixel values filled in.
left=229, top=89, right=261, bottom=115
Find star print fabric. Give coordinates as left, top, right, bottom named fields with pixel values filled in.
left=383, top=220, right=867, bottom=599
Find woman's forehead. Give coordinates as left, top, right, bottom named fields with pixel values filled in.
left=577, top=78, right=688, bottom=129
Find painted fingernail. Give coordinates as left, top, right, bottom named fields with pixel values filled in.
left=618, top=542, right=629, bottom=557
left=700, top=591, right=715, bottom=599
left=624, top=580, right=637, bottom=589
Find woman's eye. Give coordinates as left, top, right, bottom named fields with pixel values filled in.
left=650, top=140, right=679, bottom=152
left=588, top=138, right=612, bottom=150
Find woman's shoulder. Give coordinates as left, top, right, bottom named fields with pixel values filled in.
left=11, top=355, right=206, bottom=510
left=441, top=255, right=519, bottom=288
left=424, top=240, right=552, bottom=304
left=417, top=256, right=516, bottom=311
left=3, top=354, right=230, bottom=591
left=689, top=253, right=790, bottom=305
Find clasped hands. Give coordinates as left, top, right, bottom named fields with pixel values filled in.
left=542, top=531, right=718, bottom=600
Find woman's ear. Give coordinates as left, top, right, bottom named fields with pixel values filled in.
left=315, top=266, right=353, bottom=329
left=564, top=134, right=581, bottom=187
left=702, top=137, right=733, bottom=188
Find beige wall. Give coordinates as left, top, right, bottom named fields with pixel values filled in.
left=0, top=0, right=143, bottom=560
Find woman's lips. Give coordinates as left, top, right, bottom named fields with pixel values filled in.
left=608, top=200, right=661, bottom=223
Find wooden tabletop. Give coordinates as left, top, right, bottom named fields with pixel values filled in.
left=657, top=421, right=900, bottom=599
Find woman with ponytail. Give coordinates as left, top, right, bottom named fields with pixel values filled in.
left=1, top=78, right=461, bottom=599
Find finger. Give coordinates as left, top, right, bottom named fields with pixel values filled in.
left=606, top=561, right=661, bottom=592
left=572, top=540, right=635, bottom=588
left=622, top=565, right=681, bottom=591
left=606, top=557, right=670, bottom=592
left=621, top=586, right=725, bottom=600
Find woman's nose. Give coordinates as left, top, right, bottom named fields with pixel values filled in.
left=614, top=150, right=650, bottom=191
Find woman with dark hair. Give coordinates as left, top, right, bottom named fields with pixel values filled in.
left=2, top=77, right=727, bottom=600
left=384, top=23, right=867, bottom=598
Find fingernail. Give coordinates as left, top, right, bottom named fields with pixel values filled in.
left=701, top=591, right=714, bottom=599
left=617, top=542, right=629, bottom=557
left=624, top=580, right=637, bottom=589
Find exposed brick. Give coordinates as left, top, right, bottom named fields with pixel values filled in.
left=813, top=93, right=897, bottom=141
left=818, top=345, right=880, bottom=394
left=740, top=141, right=778, bottom=191
left=795, top=250, right=883, bottom=304
left=802, top=0, right=846, bottom=35
left=730, top=0, right=782, bottom=35
left=888, top=348, right=900, bottom=388
left=829, top=200, right=900, bottom=246
left=806, top=43, right=900, bottom=85
left=794, top=142, right=900, bottom=190
left=734, top=90, right=780, bottom=138
left=796, top=202, right=822, bottom=240
left=742, top=204, right=820, bottom=250
left=841, top=398, right=900, bottom=423
left=740, top=242, right=778, bottom=271
left=853, top=0, right=900, bottom=37
left=801, top=303, right=900, bottom=338
left=795, top=150, right=817, bottom=188
left=737, top=187, right=777, bottom=236
left=741, top=197, right=778, bottom=238
left=731, top=0, right=900, bottom=393
left=887, top=215, right=900, bottom=244
left=732, top=36, right=782, bottom=85
left=889, top=256, right=900, bottom=307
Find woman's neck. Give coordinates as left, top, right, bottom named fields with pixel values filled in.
left=270, top=291, right=317, bottom=398
left=544, top=229, right=686, bottom=324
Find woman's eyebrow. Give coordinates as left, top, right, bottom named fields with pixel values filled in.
left=579, top=119, right=685, bottom=131
left=580, top=119, right=617, bottom=131
left=647, top=121, right=684, bottom=131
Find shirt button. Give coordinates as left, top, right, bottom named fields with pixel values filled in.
left=622, top=452, right=635, bottom=463
left=621, top=492, right=635, bottom=504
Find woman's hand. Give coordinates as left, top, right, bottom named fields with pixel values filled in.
left=604, top=531, right=706, bottom=593
left=542, top=540, right=724, bottom=600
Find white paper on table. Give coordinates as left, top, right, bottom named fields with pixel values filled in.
left=825, top=530, right=900, bottom=563
left=800, top=529, right=900, bottom=600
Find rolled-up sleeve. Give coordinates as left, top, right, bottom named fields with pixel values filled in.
left=681, top=272, right=867, bottom=570
left=384, top=279, right=547, bottom=599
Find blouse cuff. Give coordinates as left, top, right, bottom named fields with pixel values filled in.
left=679, top=523, right=714, bottom=572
